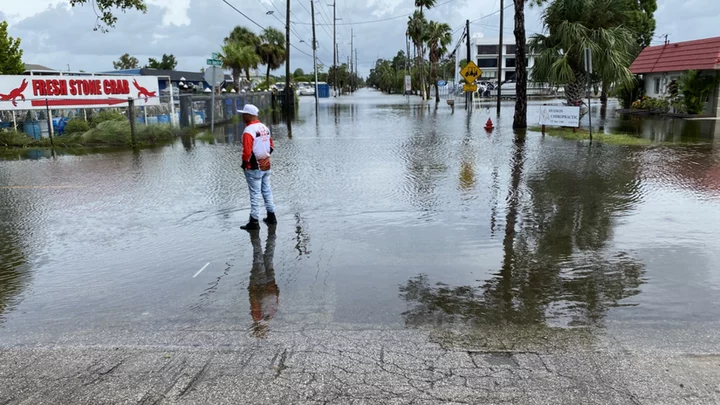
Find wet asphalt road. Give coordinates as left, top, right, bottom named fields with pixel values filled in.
left=1, top=89, right=720, bottom=404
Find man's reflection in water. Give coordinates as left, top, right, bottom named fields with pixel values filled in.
left=248, top=225, right=278, bottom=338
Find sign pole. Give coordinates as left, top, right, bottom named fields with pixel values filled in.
left=128, top=98, right=137, bottom=146
left=45, top=99, right=54, bottom=147
left=466, top=19, right=470, bottom=112
left=585, top=48, right=593, bottom=143
left=211, top=65, right=216, bottom=133
left=311, top=0, right=319, bottom=112
left=11, top=111, right=16, bottom=131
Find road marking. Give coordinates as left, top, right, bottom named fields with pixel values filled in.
left=193, top=262, right=210, bottom=278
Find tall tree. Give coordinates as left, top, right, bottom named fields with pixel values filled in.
left=293, top=68, right=305, bottom=78
left=0, top=21, right=24, bottom=75
left=256, top=27, right=286, bottom=88
left=529, top=0, right=636, bottom=108
left=112, top=53, right=139, bottom=70
left=226, top=26, right=261, bottom=48
left=627, top=0, right=657, bottom=48
left=407, top=11, right=428, bottom=100
left=425, top=21, right=453, bottom=104
left=147, top=54, right=177, bottom=70
left=221, top=41, right=260, bottom=91
left=69, top=0, right=147, bottom=31
left=513, top=0, right=529, bottom=128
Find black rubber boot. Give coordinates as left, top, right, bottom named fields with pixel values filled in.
left=241, top=217, right=260, bottom=230
left=263, top=212, right=277, bottom=225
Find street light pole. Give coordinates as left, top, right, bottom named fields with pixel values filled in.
left=285, top=0, right=292, bottom=114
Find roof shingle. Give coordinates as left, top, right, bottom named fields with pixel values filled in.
left=629, top=37, right=720, bottom=74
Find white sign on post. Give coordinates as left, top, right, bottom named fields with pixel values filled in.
left=404, top=75, right=412, bottom=93
left=204, top=68, right=225, bottom=86
left=539, top=105, right=581, bottom=127
left=0, top=75, right=160, bottom=111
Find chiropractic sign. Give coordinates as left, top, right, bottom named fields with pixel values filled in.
left=0, top=75, right=160, bottom=111
left=538, top=105, right=580, bottom=127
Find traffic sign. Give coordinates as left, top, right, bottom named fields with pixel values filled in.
left=206, top=58, right=222, bottom=67
left=204, top=66, right=225, bottom=86
left=463, top=83, right=478, bottom=92
left=212, top=52, right=220, bottom=59
left=460, top=61, right=482, bottom=83
left=404, top=75, right=412, bottom=92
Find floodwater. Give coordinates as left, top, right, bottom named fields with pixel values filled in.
left=1, top=89, right=720, bottom=345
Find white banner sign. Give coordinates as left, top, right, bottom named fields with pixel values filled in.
left=404, top=75, right=412, bottom=92
left=0, top=75, right=161, bottom=111
left=539, top=105, right=580, bottom=127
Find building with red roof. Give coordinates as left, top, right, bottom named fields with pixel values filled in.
left=629, top=36, right=720, bottom=117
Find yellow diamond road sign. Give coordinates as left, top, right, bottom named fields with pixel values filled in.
left=460, top=61, right=483, bottom=83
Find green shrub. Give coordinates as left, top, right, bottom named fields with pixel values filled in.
left=64, top=119, right=90, bottom=134
left=613, top=77, right=644, bottom=109
left=0, top=129, right=33, bottom=148
left=90, top=110, right=126, bottom=128
left=81, top=121, right=176, bottom=146
left=679, top=70, right=720, bottom=114
left=631, top=96, right=670, bottom=114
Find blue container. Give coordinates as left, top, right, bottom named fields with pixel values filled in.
left=23, top=120, right=41, bottom=139
left=318, top=84, right=330, bottom=98
left=157, top=114, right=170, bottom=123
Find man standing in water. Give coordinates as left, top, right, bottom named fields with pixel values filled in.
left=238, top=104, right=277, bottom=230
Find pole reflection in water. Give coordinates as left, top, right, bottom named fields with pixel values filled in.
left=400, top=133, right=647, bottom=329
left=247, top=226, right=279, bottom=338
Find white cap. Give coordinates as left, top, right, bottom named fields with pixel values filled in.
left=237, top=104, right=260, bottom=116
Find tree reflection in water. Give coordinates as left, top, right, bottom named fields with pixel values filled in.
left=401, top=135, right=646, bottom=329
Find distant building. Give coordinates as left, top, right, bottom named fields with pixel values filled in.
left=630, top=36, right=720, bottom=116
left=471, top=35, right=536, bottom=82
left=24, top=64, right=58, bottom=75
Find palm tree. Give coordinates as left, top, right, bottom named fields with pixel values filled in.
left=221, top=41, right=261, bottom=92
left=225, top=26, right=261, bottom=48
left=425, top=21, right=453, bottom=103
left=529, top=0, right=636, bottom=107
left=256, top=27, right=286, bottom=88
left=407, top=11, right=427, bottom=99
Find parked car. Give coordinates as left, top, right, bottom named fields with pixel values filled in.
left=299, top=87, right=315, bottom=96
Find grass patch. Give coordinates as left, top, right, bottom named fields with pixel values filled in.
left=529, top=126, right=654, bottom=146
left=1, top=123, right=194, bottom=151
left=195, top=132, right=216, bottom=143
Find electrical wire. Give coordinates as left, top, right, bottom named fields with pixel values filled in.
left=291, top=0, right=460, bottom=26
left=221, top=0, right=265, bottom=30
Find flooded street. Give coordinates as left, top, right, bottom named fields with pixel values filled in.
left=3, top=89, right=720, bottom=403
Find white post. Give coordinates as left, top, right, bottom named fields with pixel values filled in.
left=168, top=77, right=176, bottom=127
left=210, top=66, right=216, bottom=133
left=12, top=111, right=17, bottom=131
left=143, top=107, right=148, bottom=126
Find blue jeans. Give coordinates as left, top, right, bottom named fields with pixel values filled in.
left=245, top=169, right=275, bottom=220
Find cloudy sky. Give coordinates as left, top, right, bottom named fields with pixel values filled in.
left=3, top=0, right=719, bottom=78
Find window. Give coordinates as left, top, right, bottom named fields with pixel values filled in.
left=505, top=71, right=516, bottom=81
left=477, top=58, right=498, bottom=68
left=654, top=78, right=661, bottom=94
left=506, top=45, right=517, bottom=54
left=477, top=45, right=499, bottom=55
left=506, top=58, right=516, bottom=68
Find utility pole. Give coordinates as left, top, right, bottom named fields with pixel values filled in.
left=285, top=0, right=291, bottom=113
left=355, top=48, right=358, bottom=90
left=311, top=0, right=319, bottom=110
left=350, top=28, right=354, bottom=93
left=332, top=0, right=337, bottom=97
left=496, top=0, right=504, bottom=116
left=466, top=19, right=470, bottom=111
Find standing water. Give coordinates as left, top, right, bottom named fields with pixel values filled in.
left=1, top=89, right=719, bottom=346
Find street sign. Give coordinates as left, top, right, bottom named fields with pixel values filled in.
left=204, top=66, right=225, bottom=86
left=584, top=48, right=592, bottom=73
left=206, top=58, right=222, bottom=67
left=404, top=75, right=412, bottom=92
left=463, top=83, right=478, bottom=93
left=460, top=61, right=482, bottom=83
left=539, top=105, right=580, bottom=127
left=212, top=52, right=220, bottom=59
left=438, top=80, right=447, bottom=87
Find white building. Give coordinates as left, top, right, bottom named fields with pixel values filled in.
left=470, top=35, right=535, bottom=82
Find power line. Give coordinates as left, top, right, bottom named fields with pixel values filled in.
left=221, top=0, right=265, bottom=30
left=292, top=0, right=460, bottom=26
